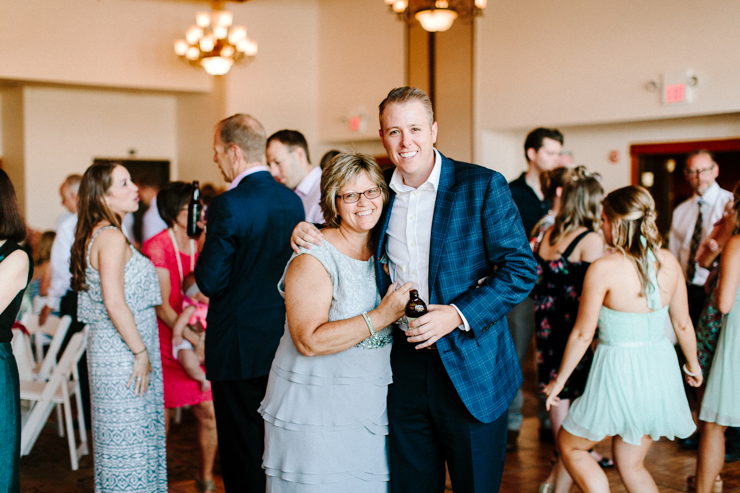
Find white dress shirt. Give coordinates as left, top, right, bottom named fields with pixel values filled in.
left=295, top=166, right=324, bottom=224
left=668, top=181, right=733, bottom=286
left=386, top=149, right=469, bottom=331
left=46, top=213, right=77, bottom=311
left=142, top=195, right=168, bottom=242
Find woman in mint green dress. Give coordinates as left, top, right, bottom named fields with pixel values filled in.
left=695, top=194, right=740, bottom=493
left=544, top=185, right=703, bottom=493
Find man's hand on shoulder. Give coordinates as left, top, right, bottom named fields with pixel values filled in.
left=290, top=222, right=323, bottom=254
left=405, top=305, right=463, bottom=349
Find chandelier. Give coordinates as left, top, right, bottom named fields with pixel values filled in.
left=174, top=9, right=258, bottom=76
left=385, top=0, right=486, bottom=32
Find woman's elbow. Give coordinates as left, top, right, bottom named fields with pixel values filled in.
left=293, top=339, right=320, bottom=357
left=718, top=299, right=735, bottom=315
left=103, top=298, right=128, bottom=318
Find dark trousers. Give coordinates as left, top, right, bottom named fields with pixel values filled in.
left=59, top=290, right=91, bottom=429
left=388, top=335, right=508, bottom=493
left=686, top=283, right=707, bottom=329
left=0, top=343, right=21, bottom=493
left=211, top=377, right=269, bottom=493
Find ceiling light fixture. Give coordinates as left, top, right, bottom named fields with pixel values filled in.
left=174, top=6, right=257, bottom=76
left=384, top=0, right=486, bottom=32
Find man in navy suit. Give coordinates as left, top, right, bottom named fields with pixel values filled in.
left=194, top=114, right=305, bottom=492
left=293, top=87, right=536, bottom=492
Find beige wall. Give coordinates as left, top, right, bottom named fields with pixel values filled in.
left=318, top=0, right=405, bottom=149
left=22, top=86, right=178, bottom=230
left=475, top=0, right=740, bottom=131
left=0, top=0, right=211, bottom=93
left=1, top=88, right=25, bottom=212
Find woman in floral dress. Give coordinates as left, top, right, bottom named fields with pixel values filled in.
left=532, top=169, right=604, bottom=493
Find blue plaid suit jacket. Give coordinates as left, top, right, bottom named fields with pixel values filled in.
left=375, top=153, right=536, bottom=423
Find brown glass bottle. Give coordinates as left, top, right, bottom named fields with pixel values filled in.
left=186, top=180, right=202, bottom=237
left=405, top=289, right=428, bottom=324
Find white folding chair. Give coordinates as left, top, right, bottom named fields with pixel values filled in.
left=20, top=313, right=70, bottom=367
left=32, top=315, right=73, bottom=382
left=19, top=314, right=73, bottom=436
left=20, top=327, right=90, bottom=471
left=10, top=327, right=35, bottom=381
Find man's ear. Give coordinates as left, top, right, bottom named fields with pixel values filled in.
left=294, top=146, right=308, bottom=165
left=526, top=147, right=537, bottom=163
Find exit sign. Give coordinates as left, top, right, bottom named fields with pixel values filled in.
left=661, top=71, right=694, bottom=105
left=664, top=84, right=686, bottom=104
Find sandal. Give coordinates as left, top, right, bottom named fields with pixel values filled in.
left=539, top=483, right=555, bottom=493
left=195, top=477, right=216, bottom=492
left=597, top=457, right=614, bottom=468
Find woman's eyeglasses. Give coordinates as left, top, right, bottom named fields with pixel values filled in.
left=338, top=187, right=381, bottom=204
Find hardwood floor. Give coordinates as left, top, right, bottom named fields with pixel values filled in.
left=18, top=338, right=740, bottom=492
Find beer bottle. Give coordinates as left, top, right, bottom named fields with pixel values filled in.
left=405, top=289, right=428, bottom=325
left=186, top=180, right=202, bottom=237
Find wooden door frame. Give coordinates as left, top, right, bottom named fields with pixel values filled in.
left=630, top=138, right=740, bottom=184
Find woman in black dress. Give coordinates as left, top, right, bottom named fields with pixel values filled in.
left=0, top=169, right=34, bottom=493
left=532, top=168, right=604, bottom=493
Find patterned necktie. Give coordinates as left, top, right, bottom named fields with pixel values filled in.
left=685, top=200, right=703, bottom=283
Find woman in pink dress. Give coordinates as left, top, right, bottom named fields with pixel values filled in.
left=142, top=181, right=218, bottom=493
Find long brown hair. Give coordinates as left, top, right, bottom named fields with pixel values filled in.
left=602, top=185, right=662, bottom=297
left=732, top=181, right=740, bottom=235
left=0, top=169, right=27, bottom=243
left=549, top=166, right=603, bottom=246
left=70, top=162, right=125, bottom=292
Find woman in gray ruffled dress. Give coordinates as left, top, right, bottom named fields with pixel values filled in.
left=70, top=162, right=166, bottom=493
left=260, top=152, right=412, bottom=492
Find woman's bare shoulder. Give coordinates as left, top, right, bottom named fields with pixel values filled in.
left=655, top=248, right=680, bottom=269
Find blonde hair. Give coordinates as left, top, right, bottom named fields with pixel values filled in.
left=34, top=231, right=56, bottom=265
left=602, top=185, right=662, bottom=297
left=320, top=152, right=388, bottom=229
left=379, top=87, right=434, bottom=127
left=549, top=166, right=603, bottom=246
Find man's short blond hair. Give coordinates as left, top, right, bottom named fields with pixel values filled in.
left=378, top=87, right=434, bottom=128
left=216, top=114, right=266, bottom=164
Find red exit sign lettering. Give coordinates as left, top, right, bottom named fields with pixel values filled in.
left=664, top=83, right=686, bottom=104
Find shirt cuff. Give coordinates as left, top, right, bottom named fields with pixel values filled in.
left=450, top=304, right=470, bottom=332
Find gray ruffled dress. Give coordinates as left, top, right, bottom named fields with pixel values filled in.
left=260, top=240, right=393, bottom=492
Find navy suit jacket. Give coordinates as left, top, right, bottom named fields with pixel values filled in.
left=375, top=153, right=536, bottom=423
left=195, top=170, right=305, bottom=382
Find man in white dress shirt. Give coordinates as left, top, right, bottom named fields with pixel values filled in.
left=669, top=150, right=732, bottom=325
left=265, top=130, right=324, bottom=224
left=135, top=175, right=167, bottom=242
left=668, top=149, right=733, bottom=451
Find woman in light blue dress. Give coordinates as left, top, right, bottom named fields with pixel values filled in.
left=260, top=152, right=412, bottom=492
left=544, top=185, right=703, bottom=493
left=695, top=192, right=740, bottom=493
left=70, top=163, right=166, bottom=493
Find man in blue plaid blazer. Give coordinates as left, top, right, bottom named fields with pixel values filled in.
left=291, top=88, right=536, bottom=492
left=376, top=87, right=536, bottom=493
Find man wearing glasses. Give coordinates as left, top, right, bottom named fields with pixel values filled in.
left=669, top=149, right=732, bottom=326
left=668, top=149, right=733, bottom=452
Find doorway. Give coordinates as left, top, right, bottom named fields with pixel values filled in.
left=630, top=139, right=740, bottom=240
